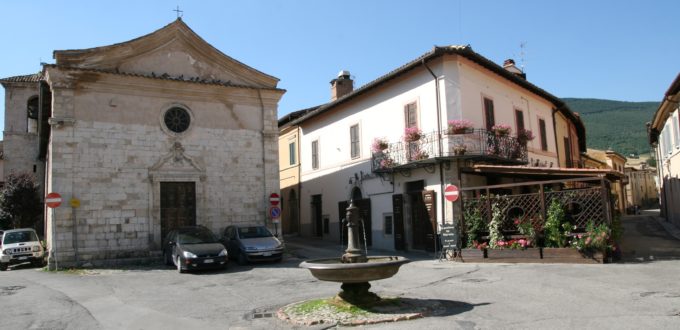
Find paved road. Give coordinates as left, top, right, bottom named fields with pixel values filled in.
left=1, top=211, right=680, bottom=329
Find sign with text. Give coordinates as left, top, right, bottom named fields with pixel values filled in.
left=440, top=224, right=459, bottom=250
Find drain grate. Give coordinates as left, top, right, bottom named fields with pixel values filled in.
left=251, top=308, right=275, bottom=319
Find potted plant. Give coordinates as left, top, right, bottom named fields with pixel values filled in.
left=453, top=144, right=467, bottom=155
left=491, top=124, right=512, bottom=136
left=404, top=127, right=422, bottom=142
left=379, top=157, right=394, bottom=169
left=570, top=221, right=610, bottom=262
left=516, top=128, right=535, bottom=145
left=447, top=119, right=474, bottom=134
left=411, top=149, right=429, bottom=161
left=371, top=137, right=389, bottom=153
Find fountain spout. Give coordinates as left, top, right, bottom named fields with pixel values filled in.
left=341, top=200, right=367, bottom=263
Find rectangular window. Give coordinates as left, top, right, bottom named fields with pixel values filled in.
left=483, top=97, right=495, bottom=130
left=288, top=142, right=296, bottom=165
left=350, top=124, right=360, bottom=158
left=404, top=102, right=418, bottom=128
left=384, top=214, right=393, bottom=235
left=662, top=124, right=672, bottom=156
left=311, top=140, right=319, bottom=169
left=539, top=119, right=548, bottom=151
left=515, top=109, right=525, bottom=132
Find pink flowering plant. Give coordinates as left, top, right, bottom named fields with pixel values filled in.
left=447, top=119, right=474, bottom=134
left=403, top=127, right=422, bottom=142
left=496, top=238, right=532, bottom=249
left=571, top=221, right=610, bottom=252
left=379, top=157, right=394, bottom=169
left=491, top=124, right=512, bottom=136
left=371, top=137, right=389, bottom=153
left=516, top=128, right=535, bottom=144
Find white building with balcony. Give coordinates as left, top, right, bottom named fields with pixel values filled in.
left=280, top=46, right=604, bottom=252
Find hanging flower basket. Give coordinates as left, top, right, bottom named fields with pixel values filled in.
left=516, top=128, right=535, bottom=145
left=404, top=127, right=422, bottom=142
left=371, top=137, right=389, bottom=153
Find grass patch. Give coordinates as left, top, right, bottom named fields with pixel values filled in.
left=291, top=298, right=369, bottom=316
left=289, top=297, right=404, bottom=316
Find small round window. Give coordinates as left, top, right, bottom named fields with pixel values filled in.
left=164, top=107, right=191, bottom=133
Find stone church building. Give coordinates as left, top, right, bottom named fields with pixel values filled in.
left=0, top=19, right=284, bottom=267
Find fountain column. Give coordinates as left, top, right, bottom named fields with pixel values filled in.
left=342, top=200, right=368, bottom=263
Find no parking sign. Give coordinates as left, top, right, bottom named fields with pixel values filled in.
left=270, top=206, right=281, bottom=224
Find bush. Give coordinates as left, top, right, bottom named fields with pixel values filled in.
left=0, top=173, right=43, bottom=232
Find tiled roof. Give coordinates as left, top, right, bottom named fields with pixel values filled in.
left=0, top=73, right=43, bottom=84
left=287, top=45, right=586, bottom=151
left=44, top=65, right=284, bottom=92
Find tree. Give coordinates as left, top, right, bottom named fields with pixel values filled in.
left=0, top=173, right=43, bottom=232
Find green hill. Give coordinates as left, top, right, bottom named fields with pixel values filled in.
left=562, top=98, right=659, bottom=156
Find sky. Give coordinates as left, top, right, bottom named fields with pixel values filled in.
left=1, top=0, right=679, bottom=136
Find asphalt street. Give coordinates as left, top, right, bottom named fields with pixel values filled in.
left=2, top=211, right=680, bottom=329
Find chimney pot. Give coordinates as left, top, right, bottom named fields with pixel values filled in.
left=330, top=70, right=354, bottom=101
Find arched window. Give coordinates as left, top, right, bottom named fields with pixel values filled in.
left=27, top=96, right=39, bottom=133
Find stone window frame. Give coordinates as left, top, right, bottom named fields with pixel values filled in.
left=159, top=103, right=194, bottom=137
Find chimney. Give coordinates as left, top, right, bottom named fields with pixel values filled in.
left=503, top=59, right=526, bottom=79
left=330, top=70, right=353, bottom=101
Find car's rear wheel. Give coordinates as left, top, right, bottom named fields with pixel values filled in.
left=0, top=262, right=8, bottom=271
left=176, top=256, right=185, bottom=273
left=237, top=252, right=248, bottom=265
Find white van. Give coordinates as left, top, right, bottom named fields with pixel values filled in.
left=0, top=228, right=45, bottom=270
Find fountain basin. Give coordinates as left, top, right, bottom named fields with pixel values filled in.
left=300, top=256, right=410, bottom=283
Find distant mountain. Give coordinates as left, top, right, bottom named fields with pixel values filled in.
left=563, top=98, right=659, bottom=156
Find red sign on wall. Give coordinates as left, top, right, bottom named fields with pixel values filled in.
left=46, top=192, right=62, bottom=208
left=444, top=185, right=460, bottom=202
left=269, top=193, right=280, bottom=206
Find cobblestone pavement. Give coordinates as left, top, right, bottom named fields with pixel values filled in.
left=1, top=211, right=679, bottom=329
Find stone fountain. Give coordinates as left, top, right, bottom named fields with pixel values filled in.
left=300, top=200, right=410, bottom=304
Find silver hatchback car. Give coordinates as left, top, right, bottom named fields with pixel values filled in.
left=221, top=225, right=284, bottom=265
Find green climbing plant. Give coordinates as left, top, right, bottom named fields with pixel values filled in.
left=544, top=199, right=570, bottom=247
left=464, top=196, right=486, bottom=248
left=488, top=196, right=504, bottom=248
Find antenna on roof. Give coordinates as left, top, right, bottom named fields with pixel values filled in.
left=173, top=5, right=183, bottom=19
left=518, top=41, right=527, bottom=72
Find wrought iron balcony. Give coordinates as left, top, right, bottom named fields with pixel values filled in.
left=371, top=129, right=528, bottom=172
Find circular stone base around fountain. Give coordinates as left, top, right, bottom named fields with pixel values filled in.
left=277, top=296, right=446, bottom=327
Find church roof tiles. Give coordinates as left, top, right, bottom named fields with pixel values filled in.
left=0, top=73, right=43, bottom=84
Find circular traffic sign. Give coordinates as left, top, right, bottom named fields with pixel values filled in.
left=269, top=193, right=280, bottom=206
left=46, top=192, right=62, bottom=208
left=444, top=185, right=460, bottom=202
left=269, top=206, right=281, bottom=219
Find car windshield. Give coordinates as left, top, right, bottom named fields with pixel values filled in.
left=238, top=226, right=273, bottom=239
left=177, top=229, right=218, bottom=244
left=3, top=231, right=39, bottom=245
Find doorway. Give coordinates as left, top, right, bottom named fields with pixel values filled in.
left=160, top=182, right=196, bottom=241
left=406, top=180, right=435, bottom=251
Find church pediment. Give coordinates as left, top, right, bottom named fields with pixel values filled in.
left=53, top=19, right=278, bottom=89
left=149, top=141, right=205, bottom=174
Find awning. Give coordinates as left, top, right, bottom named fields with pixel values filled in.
left=463, top=164, right=626, bottom=182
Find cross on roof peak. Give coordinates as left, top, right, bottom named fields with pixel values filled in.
left=173, top=5, right=183, bottom=19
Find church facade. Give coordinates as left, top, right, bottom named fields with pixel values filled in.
left=0, top=19, right=284, bottom=267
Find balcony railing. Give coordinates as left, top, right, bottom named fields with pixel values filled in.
left=372, top=129, right=528, bottom=172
